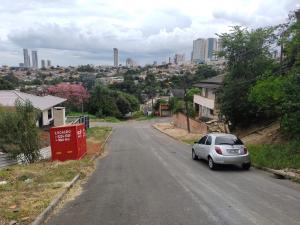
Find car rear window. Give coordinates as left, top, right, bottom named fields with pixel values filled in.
left=215, top=136, right=243, bottom=145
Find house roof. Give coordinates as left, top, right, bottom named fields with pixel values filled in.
left=0, top=90, right=67, bottom=111
left=200, top=74, right=225, bottom=84
left=170, top=88, right=185, bottom=99
left=193, top=83, right=221, bottom=89
left=193, top=74, right=226, bottom=89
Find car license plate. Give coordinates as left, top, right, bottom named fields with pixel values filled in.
left=228, top=149, right=239, bottom=153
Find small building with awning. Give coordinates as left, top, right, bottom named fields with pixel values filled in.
left=0, top=90, right=66, bottom=127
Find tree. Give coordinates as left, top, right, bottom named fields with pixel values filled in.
left=217, top=26, right=277, bottom=126
left=120, top=92, right=139, bottom=111
left=47, top=83, right=90, bottom=112
left=80, top=74, right=96, bottom=90
left=116, top=95, right=132, bottom=116
left=0, top=78, right=15, bottom=90
left=194, top=64, right=218, bottom=82
left=281, top=73, right=300, bottom=138
left=249, top=74, right=287, bottom=118
left=88, top=85, right=140, bottom=118
left=77, top=64, right=95, bottom=72
left=0, top=101, right=40, bottom=163
left=186, top=88, right=201, bottom=103
left=145, top=73, right=158, bottom=110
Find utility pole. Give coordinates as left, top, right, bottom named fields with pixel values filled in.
left=183, top=72, right=191, bottom=133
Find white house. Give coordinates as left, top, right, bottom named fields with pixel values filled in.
left=193, top=74, right=225, bottom=120
left=0, top=90, right=67, bottom=127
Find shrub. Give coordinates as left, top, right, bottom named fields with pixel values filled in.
left=0, top=101, right=40, bottom=163
left=281, top=73, right=300, bottom=138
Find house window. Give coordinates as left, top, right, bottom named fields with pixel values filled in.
left=48, top=109, right=52, bottom=119
left=210, top=109, right=214, bottom=115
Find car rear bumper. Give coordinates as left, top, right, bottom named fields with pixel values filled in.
left=213, top=154, right=250, bottom=165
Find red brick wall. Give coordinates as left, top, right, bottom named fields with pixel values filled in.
left=172, top=113, right=208, bottom=134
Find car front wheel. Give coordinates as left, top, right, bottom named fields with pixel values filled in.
left=192, top=149, right=198, bottom=160
left=208, top=157, right=217, bottom=170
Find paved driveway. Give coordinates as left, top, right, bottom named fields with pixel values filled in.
left=47, top=120, right=300, bottom=225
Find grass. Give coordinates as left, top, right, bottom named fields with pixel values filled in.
left=90, top=117, right=121, bottom=123
left=135, top=115, right=156, bottom=121
left=248, top=140, right=300, bottom=170
left=182, top=138, right=198, bottom=145
left=0, top=126, right=112, bottom=224
left=67, top=111, right=121, bottom=123
left=67, top=111, right=97, bottom=119
left=86, top=127, right=112, bottom=140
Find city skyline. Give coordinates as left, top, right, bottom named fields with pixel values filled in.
left=0, top=0, right=299, bottom=66
left=32, top=50, right=38, bottom=68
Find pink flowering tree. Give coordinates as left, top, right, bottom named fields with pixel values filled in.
left=47, top=83, right=90, bottom=112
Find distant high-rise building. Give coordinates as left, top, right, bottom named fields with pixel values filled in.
left=153, top=61, right=157, bottom=66
left=191, top=38, right=207, bottom=63
left=31, top=50, right=38, bottom=68
left=19, top=63, right=24, bottom=67
left=174, top=54, right=185, bottom=65
left=168, top=57, right=172, bottom=64
left=23, top=48, right=31, bottom=68
left=47, top=60, right=51, bottom=68
left=113, top=48, right=119, bottom=67
left=206, top=38, right=218, bottom=61
left=126, top=58, right=134, bottom=67
left=41, top=60, right=46, bottom=69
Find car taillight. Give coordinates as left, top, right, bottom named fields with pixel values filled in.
left=215, top=146, right=222, bottom=155
left=244, top=147, right=248, bottom=154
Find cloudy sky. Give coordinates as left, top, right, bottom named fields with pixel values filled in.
left=0, top=0, right=299, bottom=66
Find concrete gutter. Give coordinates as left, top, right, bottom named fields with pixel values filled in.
left=30, top=129, right=113, bottom=225
left=31, top=174, right=80, bottom=225
left=252, top=165, right=300, bottom=183
left=89, top=129, right=113, bottom=162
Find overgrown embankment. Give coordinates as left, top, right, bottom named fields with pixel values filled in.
left=0, top=126, right=111, bottom=225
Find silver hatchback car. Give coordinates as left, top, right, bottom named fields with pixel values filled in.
left=192, top=133, right=251, bottom=170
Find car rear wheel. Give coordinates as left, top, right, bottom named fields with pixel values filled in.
left=192, top=149, right=198, bottom=160
left=208, top=157, right=216, bottom=170
left=242, top=162, right=251, bottom=170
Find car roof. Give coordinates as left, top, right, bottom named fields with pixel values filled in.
left=208, top=133, right=237, bottom=138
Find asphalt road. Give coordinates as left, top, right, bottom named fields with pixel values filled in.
left=47, top=120, right=300, bottom=225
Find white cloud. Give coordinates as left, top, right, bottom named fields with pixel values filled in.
left=0, top=0, right=299, bottom=66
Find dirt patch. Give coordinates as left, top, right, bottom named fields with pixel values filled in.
left=87, top=138, right=104, bottom=156
left=39, top=130, right=50, bottom=148
left=153, top=123, right=204, bottom=144
left=239, top=122, right=283, bottom=145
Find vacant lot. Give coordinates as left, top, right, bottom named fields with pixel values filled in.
left=0, top=126, right=111, bottom=225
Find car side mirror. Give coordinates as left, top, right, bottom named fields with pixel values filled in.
left=194, top=141, right=198, bottom=144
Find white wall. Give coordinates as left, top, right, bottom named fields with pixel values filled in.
left=194, top=94, right=215, bottom=110
left=42, top=108, right=53, bottom=126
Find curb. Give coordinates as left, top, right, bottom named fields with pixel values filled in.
left=252, top=165, right=300, bottom=182
left=31, top=174, right=80, bottom=225
left=31, top=129, right=113, bottom=225
left=89, top=129, right=113, bottom=162
left=151, top=124, right=191, bottom=147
